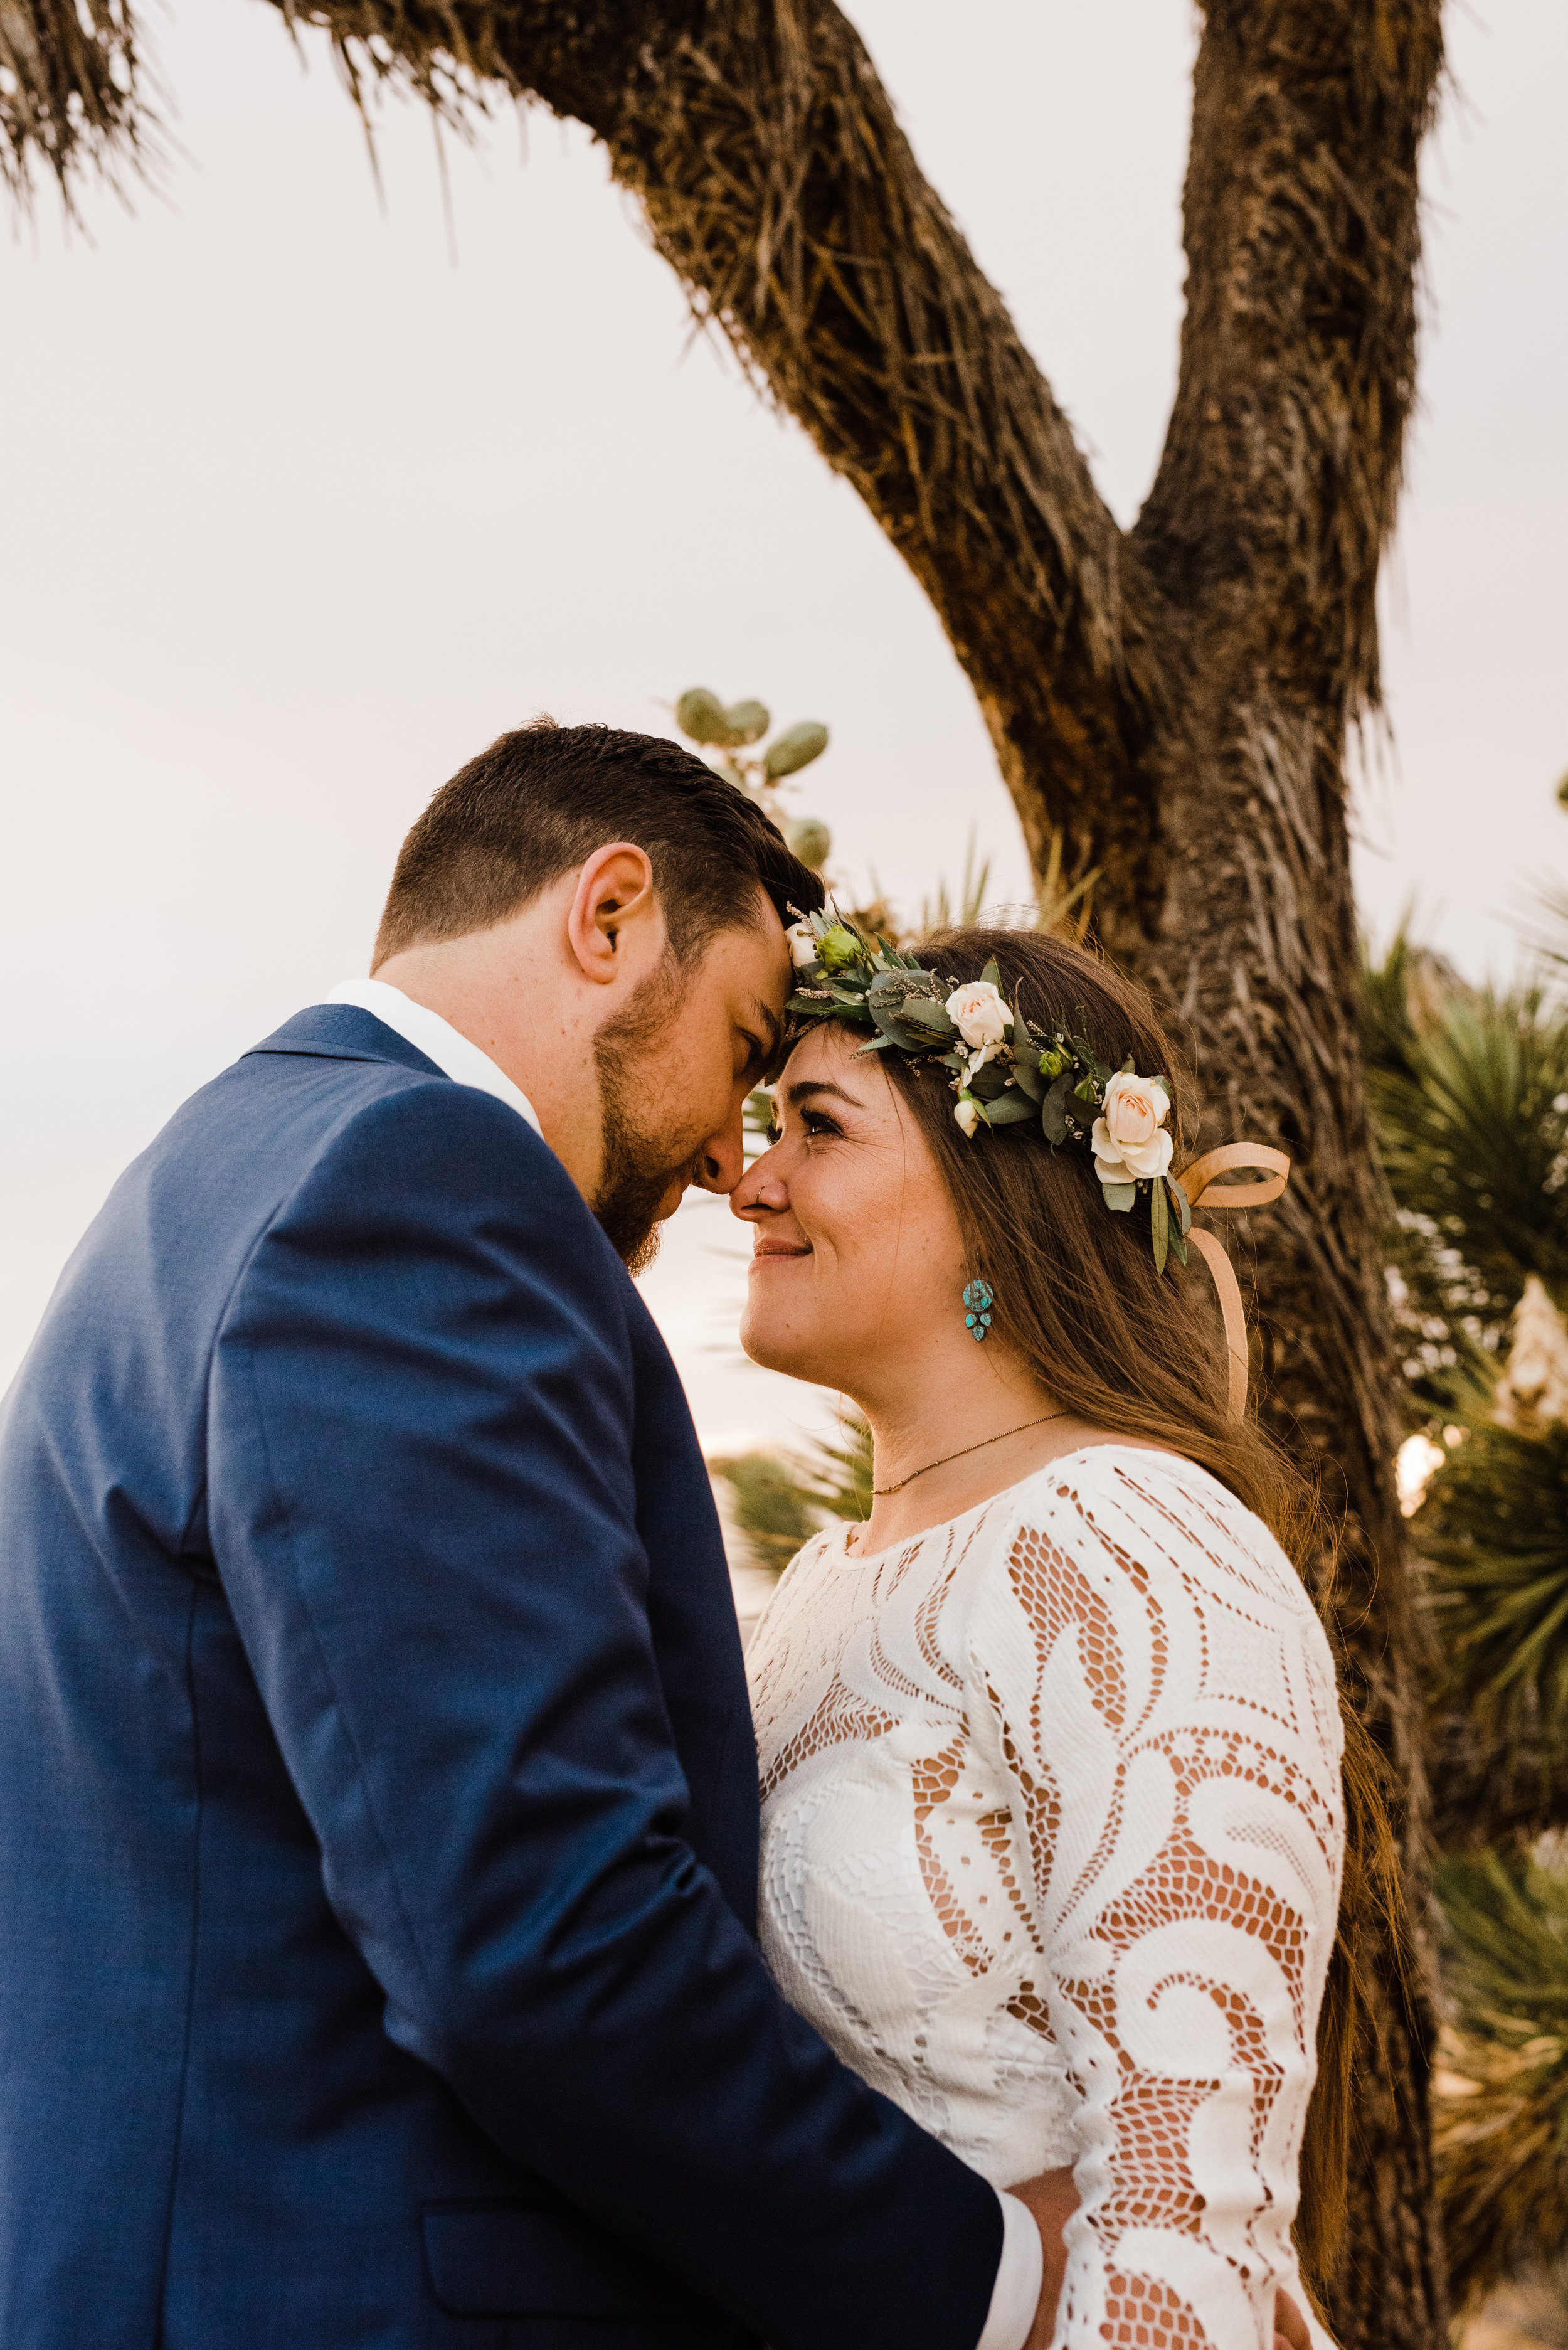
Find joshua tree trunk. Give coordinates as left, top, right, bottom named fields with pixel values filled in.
left=7, top=0, right=1449, bottom=2336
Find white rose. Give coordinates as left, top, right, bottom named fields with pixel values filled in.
left=953, top=1094, right=982, bottom=1138
left=785, top=920, right=819, bottom=968
left=1091, top=1071, right=1173, bottom=1184
left=945, top=979, right=1010, bottom=1050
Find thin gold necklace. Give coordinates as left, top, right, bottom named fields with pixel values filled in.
left=871, top=1411, right=1066, bottom=1497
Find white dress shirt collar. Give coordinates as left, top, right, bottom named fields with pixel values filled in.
left=324, top=977, right=543, bottom=1137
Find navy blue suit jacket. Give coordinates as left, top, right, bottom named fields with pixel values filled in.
left=0, top=1009, right=1001, bottom=2350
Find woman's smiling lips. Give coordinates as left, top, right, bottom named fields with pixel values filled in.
left=750, top=1236, right=812, bottom=1266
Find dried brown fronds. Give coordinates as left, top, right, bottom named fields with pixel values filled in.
left=1, top=0, right=155, bottom=213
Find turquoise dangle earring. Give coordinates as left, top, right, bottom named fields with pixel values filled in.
left=961, top=1279, right=995, bottom=1341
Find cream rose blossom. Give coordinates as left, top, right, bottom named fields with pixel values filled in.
left=1091, top=1071, right=1173, bottom=1185
left=945, top=980, right=1010, bottom=1051
left=785, top=920, right=819, bottom=969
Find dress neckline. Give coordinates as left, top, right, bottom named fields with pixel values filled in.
left=825, top=1440, right=1189, bottom=1570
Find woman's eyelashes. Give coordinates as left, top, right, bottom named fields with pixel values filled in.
left=800, top=1109, right=844, bottom=1140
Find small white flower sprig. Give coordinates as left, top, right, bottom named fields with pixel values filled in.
left=783, top=910, right=1194, bottom=1275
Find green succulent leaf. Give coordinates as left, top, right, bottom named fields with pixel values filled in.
left=675, top=686, right=729, bottom=743
left=723, top=698, right=770, bottom=745
left=765, top=720, right=830, bottom=778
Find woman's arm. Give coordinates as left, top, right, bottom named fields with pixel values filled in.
left=973, top=1454, right=1345, bottom=2350
left=1009, top=2170, right=1312, bottom=2350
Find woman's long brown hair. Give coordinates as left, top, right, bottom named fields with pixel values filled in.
left=877, top=926, right=1399, bottom=2298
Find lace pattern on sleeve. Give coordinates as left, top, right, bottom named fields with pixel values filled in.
left=975, top=1461, right=1343, bottom=2350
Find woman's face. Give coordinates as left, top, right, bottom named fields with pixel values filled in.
left=731, top=1024, right=970, bottom=1392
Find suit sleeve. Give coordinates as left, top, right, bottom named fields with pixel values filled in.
left=205, top=1081, right=1002, bottom=2350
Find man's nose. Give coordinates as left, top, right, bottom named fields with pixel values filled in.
left=692, top=1104, right=746, bottom=1196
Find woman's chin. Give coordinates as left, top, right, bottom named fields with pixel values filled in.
left=738, top=1307, right=834, bottom=1386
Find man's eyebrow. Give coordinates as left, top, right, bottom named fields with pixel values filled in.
left=785, top=1077, right=864, bottom=1111
left=744, top=998, right=781, bottom=1060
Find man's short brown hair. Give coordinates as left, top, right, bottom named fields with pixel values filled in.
left=373, top=719, right=825, bottom=969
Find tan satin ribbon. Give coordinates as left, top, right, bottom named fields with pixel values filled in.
left=1171, top=1144, right=1291, bottom=1421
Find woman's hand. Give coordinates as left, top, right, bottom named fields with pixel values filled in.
left=1009, top=2169, right=1316, bottom=2350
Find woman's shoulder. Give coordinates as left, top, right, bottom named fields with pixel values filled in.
left=968, top=1443, right=1345, bottom=1772
left=979, top=1442, right=1329, bottom=1643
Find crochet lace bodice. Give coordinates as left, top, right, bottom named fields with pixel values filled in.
left=748, top=1444, right=1343, bottom=2350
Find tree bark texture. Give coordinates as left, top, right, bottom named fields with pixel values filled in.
left=11, top=0, right=1450, bottom=2336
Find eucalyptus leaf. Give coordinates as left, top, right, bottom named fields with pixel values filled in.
left=982, top=1093, right=1038, bottom=1126
left=1102, top=1182, right=1136, bottom=1212
left=1042, top=1069, right=1073, bottom=1144
left=1010, top=1053, right=1046, bottom=1104
left=970, top=1065, right=1009, bottom=1101
left=1168, top=1227, right=1189, bottom=1267
left=1167, top=1176, right=1192, bottom=1237
left=856, top=1034, right=898, bottom=1053
left=1151, top=1169, right=1170, bottom=1274
left=938, top=1051, right=968, bottom=1073
left=867, top=997, right=927, bottom=1050
left=980, top=958, right=1003, bottom=992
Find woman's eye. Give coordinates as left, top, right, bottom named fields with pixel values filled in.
left=802, top=1110, right=842, bottom=1139
left=766, top=1123, right=783, bottom=1146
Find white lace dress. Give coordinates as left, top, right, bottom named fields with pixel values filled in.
left=748, top=1445, right=1343, bottom=2350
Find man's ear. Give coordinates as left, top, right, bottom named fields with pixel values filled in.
left=566, top=843, right=658, bottom=986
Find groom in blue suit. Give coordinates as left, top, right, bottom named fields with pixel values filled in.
left=0, top=723, right=1047, bottom=2350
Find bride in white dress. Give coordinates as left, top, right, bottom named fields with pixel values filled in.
left=731, top=924, right=1375, bottom=2350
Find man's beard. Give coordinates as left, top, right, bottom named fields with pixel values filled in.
left=591, top=958, right=697, bottom=1275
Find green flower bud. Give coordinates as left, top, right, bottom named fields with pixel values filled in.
left=1038, top=1047, right=1067, bottom=1080
left=817, top=924, right=861, bottom=972
left=1074, top=1077, right=1101, bottom=1105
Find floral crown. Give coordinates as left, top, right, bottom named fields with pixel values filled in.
left=783, top=910, right=1192, bottom=1275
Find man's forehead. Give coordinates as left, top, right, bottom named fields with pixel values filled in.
left=713, top=899, right=793, bottom=1000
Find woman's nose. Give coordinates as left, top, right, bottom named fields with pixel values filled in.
left=731, top=1170, right=789, bottom=1221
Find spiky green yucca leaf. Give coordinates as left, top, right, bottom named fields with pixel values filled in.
left=712, top=1415, right=873, bottom=1577
left=1418, top=1414, right=1568, bottom=1782
left=1369, top=971, right=1568, bottom=1310
left=1434, top=1852, right=1568, bottom=2310
left=707, top=1452, right=824, bottom=1577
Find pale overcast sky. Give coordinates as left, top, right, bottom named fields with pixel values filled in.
left=3, top=0, right=1564, bottom=1449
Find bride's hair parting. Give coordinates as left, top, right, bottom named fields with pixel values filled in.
left=883, top=924, right=1405, bottom=2305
